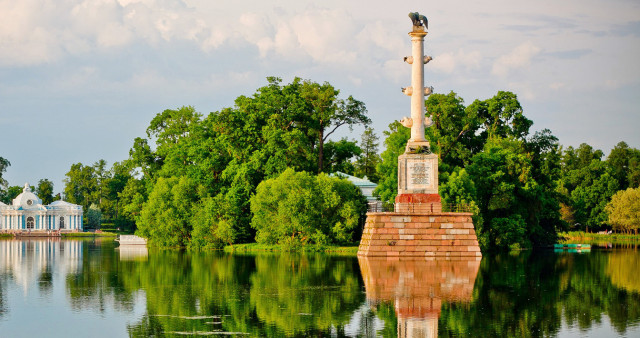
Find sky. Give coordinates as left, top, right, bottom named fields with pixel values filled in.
left=1, top=0, right=639, bottom=193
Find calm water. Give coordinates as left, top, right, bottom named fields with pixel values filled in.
left=0, top=239, right=639, bottom=337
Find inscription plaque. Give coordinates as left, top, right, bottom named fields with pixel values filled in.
left=398, top=154, right=438, bottom=194
left=408, top=160, right=430, bottom=187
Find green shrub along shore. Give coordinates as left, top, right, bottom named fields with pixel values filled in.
left=559, top=231, right=640, bottom=244
left=224, top=243, right=360, bottom=255
left=62, top=232, right=118, bottom=238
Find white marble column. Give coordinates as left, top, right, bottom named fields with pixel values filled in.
left=409, top=30, right=427, bottom=142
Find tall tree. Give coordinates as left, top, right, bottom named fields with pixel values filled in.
left=64, top=163, right=97, bottom=211
left=299, top=79, right=370, bottom=173
left=607, top=141, right=640, bottom=189
left=374, top=121, right=410, bottom=204
left=354, top=128, right=381, bottom=182
left=466, top=91, right=533, bottom=141
left=0, top=156, right=9, bottom=189
left=425, top=92, right=482, bottom=167
left=36, top=179, right=55, bottom=205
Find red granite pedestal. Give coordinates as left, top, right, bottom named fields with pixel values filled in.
left=358, top=194, right=482, bottom=258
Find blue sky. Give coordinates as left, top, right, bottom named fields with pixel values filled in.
left=1, top=0, right=639, bottom=192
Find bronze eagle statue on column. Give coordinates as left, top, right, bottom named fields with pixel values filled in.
left=408, top=12, right=428, bottom=29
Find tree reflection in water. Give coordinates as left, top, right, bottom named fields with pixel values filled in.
left=0, top=239, right=639, bottom=337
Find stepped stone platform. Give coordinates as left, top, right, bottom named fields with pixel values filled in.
left=358, top=211, right=482, bottom=258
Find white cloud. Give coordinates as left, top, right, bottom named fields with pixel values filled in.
left=492, top=41, right=541, bottom=77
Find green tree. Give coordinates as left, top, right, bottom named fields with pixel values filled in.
left=105, top=161, right=133, bottom=221
left=0, top=156, right=9, bottom=188
left=605, top=187, right=640, bottom=234
left=323, top=139, right=361, bottom=175
left=298, top=79, right=370, bottom=173
left=374, top=121, right=410, bottom=204
left=87, top=203, right=102, bottom=229
left=64, top=163, right=96, bottom=210
left=354, top=128, right=381, bottom=182
left=425, top=91, right=482, bottom=167
left=1, top=185, right=22, bottom=204
left=466, top=137, right=538, bottom=250
left=607, top=141, right=640, bottom=189
left=136, top=176, right=200, bottom=247
left=560, top=145, right=619, bottom=229
left=466, top=90, right=533, bottom=141
left=118, top=178, right=148, bottom=228
left=250, top=168, right=367, bottom=247
left=36, top=179, right=55, bottom=205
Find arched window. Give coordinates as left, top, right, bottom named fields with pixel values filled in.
left=26, top=217, right=35, bottom=229
left=59, top=216, right=65, bottom=229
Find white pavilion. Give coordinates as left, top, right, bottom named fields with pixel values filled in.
left=0, top=183, right=83, bottom=232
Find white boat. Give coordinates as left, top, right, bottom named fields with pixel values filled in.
left=115, top=235, right=147, bottom=246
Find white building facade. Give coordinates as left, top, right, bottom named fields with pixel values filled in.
left=0, top=183, right=83, bottom=232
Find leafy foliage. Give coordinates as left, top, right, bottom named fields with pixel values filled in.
left=36, top=179, right=55, bottom=205
left=113, top=77, right=369, bottom=248
left=250, top=168, right=367, bottom=247
left=606, top=187, right=640, bottom=234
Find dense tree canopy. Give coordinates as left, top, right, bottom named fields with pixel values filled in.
left=250, top=168, right=367, bottom=247
left=119, top=77, right=370, bottom=248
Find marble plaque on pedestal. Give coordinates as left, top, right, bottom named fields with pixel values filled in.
left=398, top=153, right=439, bottom=195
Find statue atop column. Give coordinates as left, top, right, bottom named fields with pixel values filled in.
left=408, top=12, right=428, bottom=31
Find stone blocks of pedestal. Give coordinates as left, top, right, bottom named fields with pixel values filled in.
left=358, top=212, right=482, bottom=258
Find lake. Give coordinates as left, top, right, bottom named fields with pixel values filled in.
left=0, top=238, right=638, bottom=337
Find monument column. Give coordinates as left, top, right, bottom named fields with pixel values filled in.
left=396, top=13, right=440, bottom=212
left=357, top=12, right=481, bottom=259
left=409, top=31, right=427, bottom=142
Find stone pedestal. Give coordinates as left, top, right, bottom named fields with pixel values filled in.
left=358, top=212, right=482, bottom=258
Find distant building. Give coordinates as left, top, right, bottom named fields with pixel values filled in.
left=332, top=172, right=381, bottom=209
left=0, top=183, right=83, bottom=232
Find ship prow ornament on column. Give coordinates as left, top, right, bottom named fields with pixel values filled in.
left=358, top=12, right=482, bottom=259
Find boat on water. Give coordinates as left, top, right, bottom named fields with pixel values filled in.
left=554, top=243, right=591, bottom=253
left=115, top=235, right=147, bottom=246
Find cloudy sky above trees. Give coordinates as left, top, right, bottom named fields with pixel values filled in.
left=1, top=0, right=639, bottom=191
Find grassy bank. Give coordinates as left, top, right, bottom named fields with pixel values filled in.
left=559, top=231, right=640, bottom=244
left=224, top=243, right=359, bottom=255
left=62, top=232, right=118, bottom=238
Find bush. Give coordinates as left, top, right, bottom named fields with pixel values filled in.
left=250, top=168, right=367, bottom=246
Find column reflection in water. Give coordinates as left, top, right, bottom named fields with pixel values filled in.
left=0, top=239, right=82, bottom=293
left=358, top=257, right=480, bottom=338
left=117, top=245, right=148, bottom=261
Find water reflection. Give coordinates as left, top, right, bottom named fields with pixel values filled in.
left=0, top=239, right=639, bottom=337
left=359, top=257, right=480, bottom=337
left=0, top=239, right=82, bottom=294
left=117, top=246, right=149, bottom=261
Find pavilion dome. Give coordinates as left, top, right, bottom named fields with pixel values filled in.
left=49, top=200, right=82, bottom=210
left=12, top=183, right=43, bottom=208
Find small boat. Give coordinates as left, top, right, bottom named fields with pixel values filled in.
left=554, top=243, right=591, bottom=249
left=115, top=235, right=147, bottom=246
left=554, top=243, right=591, bottom=253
